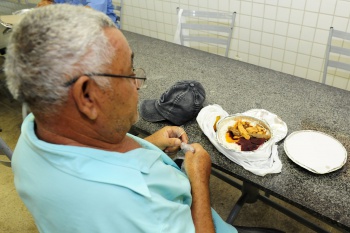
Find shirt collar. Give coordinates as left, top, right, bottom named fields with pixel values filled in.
left=22, top=114, right=181, bottom=198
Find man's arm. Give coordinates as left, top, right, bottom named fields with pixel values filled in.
left=184, top=144, right=215, bottom=233
left=145, top=127, right=215, bottom=232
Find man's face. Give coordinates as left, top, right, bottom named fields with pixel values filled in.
left=99, top=28, right=139, bottom=134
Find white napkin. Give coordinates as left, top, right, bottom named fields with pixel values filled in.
left=197, top=104, right=287, bottom=176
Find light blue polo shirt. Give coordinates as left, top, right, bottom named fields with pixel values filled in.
left=12, top=114, right=237, bottom=233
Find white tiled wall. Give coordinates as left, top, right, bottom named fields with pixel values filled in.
left=121, top=0, right=350, bottom=91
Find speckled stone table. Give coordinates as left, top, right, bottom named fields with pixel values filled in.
left=123, top=31, right=350, bottom=231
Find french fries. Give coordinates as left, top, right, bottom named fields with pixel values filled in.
left=227, top=119, right=271, bottom=141
left=213, top=116, right=221, bottom=132
left=238, top=121, right=250, bottom=140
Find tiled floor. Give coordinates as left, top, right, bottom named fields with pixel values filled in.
left=0, top=65, right=343, bottom=232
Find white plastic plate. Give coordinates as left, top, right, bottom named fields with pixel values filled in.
left=284, top=130, right=347, bottom=174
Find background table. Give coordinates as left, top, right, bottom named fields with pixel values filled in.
left=123, top=31, right=350, bottom=231
left=0, top=1, right=35, bottom=15
left=0, top=1, right=35, bottom=52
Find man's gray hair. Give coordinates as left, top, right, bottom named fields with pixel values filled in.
left=5, top=4, right=116, bottom=114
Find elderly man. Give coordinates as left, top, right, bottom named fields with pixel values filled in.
left=5, top=4, right=237, bottom=233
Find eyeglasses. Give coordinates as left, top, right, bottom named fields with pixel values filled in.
left=64, top=68, right=147, bottom=89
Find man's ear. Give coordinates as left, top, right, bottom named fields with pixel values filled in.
left=71, top=76, right=98, bottom=120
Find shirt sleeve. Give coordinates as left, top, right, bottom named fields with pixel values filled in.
left=86, top=0, right=105, bottom=12
left=86, top=0, right=117, bottom=23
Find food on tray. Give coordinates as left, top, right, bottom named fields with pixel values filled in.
left=228, top=120, right=271, bottom=140
left=217, top=116, right=271, bottom=152
left=213, top=116, right=221, bottom=132
left=237, top=121, right=250, bottom=140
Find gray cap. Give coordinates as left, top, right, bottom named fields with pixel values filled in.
left=139, top=80, right=206, bottom=126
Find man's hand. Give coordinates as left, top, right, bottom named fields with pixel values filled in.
left=183, top=143, right=212, bottom=181
left=144, top=126, right=188, bottom=153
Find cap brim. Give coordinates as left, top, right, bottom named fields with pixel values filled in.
left=139, top=99, right=166, bottom=122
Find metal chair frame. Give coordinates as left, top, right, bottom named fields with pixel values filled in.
left=112, top=0, right=123, bottom=29
left=176, top=7, right=236, bottom=57
left=322, top=27, right=350, bottom=84
left=0, top=136, right=12, bottom=167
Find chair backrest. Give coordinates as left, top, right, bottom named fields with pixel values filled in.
left=112, top=0, right=123, bottom=29
left=176, top=7, right=236, bottom=57
left=0, top=136, right=12, bottom=167
left=322, top=27, right=350, bottom=84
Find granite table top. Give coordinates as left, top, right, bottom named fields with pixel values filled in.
left=123, top=31, right=350, bottom=231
